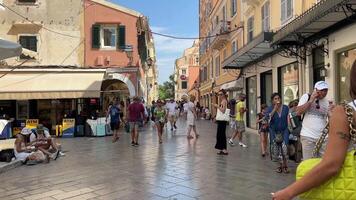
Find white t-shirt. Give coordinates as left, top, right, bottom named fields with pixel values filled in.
left=186, top=102, right=195, bottom=119
left=166, top=102, right=177, bottom=115
left=298, top=93, right=329, bottom=139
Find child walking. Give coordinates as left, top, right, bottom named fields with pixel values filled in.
left=257, top=104, right=269, bottom=157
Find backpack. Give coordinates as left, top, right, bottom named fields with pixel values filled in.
left=109, top=106, right=120, bottom=122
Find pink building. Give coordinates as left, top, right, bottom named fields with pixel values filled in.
left=84, top=0, right=150, bottom=107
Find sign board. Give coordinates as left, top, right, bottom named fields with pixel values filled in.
left=62, top=118, right=75, bottom=138
left=26, top=119, right=39, bottom=129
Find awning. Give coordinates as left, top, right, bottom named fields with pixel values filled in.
left=21, top=48, right=38, bottom=59
left=222, top=32, right=274, bottom=69
left=0, top=39, right=22, bottom=60
left=272, top=0, right=356, bottom=46
left=220, top=79, right=243, bottom=91
left=0, top=70, right=105, bottom=100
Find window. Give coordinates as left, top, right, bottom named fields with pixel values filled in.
left=17, top=0, right=36, bottom=3
left=210, top=58, right=213, bottom=78
left=312, top=46, right=325, bottom=83
left=231, top=0, right=237, bottom=17
left=278, top=62, right=299, bottom=105
left=182, top=69, right=187, bottom=75
left=232, top=41, right=237, bottom=53
left=247, top=17, right=254, bottom=42
left=103, top=26, right=116, bottom=48
left=19, top=35, right=37, bottom=59
left=91, top=24, right=126, bottom=49
left=281, top=0, right=293, bottom=23
left=215, top=55, right=220, bottom=77
left=181, top=81, right=187, bottom=89
left=261, top=1, right=270, bottom=32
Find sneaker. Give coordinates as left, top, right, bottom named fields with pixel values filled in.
left=228, top=139, right=235, bottom=146
left=51, top=150, right=60, bottom=160
left=131, top=142, right=135, bottom=146
left=239, top=142, right=247, bottom=148
left=134, top=142, right=139, bottom=146
left=59, top=151, right=66, bottom=157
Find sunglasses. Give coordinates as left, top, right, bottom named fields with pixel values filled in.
left=315, top=100, right=320, bottom=109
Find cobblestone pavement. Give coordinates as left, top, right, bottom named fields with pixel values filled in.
left=0, top=119, right=296, bottom=200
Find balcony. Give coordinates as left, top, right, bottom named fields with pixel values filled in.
left=211, top=21, right=231, bottom=51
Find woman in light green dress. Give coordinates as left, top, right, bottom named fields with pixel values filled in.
left=154, top=100, right=167, bottom=144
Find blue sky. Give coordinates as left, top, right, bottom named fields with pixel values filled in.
left=110, top=0, right=199, bottom=84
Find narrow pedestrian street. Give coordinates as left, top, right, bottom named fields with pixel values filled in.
left=0, top=119, right=295, bottom=200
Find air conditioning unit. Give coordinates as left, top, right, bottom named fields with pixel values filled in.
left=105, top=56, right=111, bottom=65
left=96, top=56, right=103, bottom=66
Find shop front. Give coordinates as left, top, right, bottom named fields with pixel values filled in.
left=278, top=62, right=299, bottom=105
left=0, top=69, right=105, bottom=135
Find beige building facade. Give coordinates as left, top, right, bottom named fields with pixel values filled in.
left=199, top=0, right=356, bottom=130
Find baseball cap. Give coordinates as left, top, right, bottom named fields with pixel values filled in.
left=314, top=81, right=329, bottom=90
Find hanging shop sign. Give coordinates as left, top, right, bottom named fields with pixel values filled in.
left=26, top=119, right=39, bottom=129
left=180, top=75, right=186, bottom=80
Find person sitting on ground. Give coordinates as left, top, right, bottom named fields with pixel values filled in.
left=29, top=124, right=60, bottom=161
left=14, top=128, right=44, bottom=164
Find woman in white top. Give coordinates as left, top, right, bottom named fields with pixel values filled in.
left=272, top=61, right=356, bottom=199
left=186, top=95, right=199, bottom=139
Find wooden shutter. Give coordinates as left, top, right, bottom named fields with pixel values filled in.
left=92, top=24, right=101, bottom=49
left=118, top=25, right=126, bottom=49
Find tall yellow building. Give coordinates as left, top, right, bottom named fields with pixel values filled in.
left=200, top=0, right=356, bottom=130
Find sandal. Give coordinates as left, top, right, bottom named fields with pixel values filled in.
left=275, top=167, right=283, bottom=173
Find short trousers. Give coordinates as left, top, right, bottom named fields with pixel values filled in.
left=110, top=121, right=120, bottom=131
left=15, top=152, right=34, bottom=162
left=129, top=121, right=139, bottom=131
left=300, top=135, right=326, bottom=160
left=168, top=114, right=176, bottom=121
left=233, top=120, right=245, bottom=133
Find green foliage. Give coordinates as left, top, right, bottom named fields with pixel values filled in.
left=158, top=74, right=175, bottom=100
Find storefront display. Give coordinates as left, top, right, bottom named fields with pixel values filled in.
left=338, top=47, right=356, bottom=102
left=279, top=62, right=299, bottom=105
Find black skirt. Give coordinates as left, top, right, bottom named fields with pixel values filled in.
left=215, top=121, right=227, bottom=150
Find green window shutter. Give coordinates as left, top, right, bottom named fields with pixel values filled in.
left=92, top=24, right=101, bottom=49
left=118, top=25, right=126, bottom=49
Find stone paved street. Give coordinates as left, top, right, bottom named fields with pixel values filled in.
left=0, top=119, right=296, bottom=200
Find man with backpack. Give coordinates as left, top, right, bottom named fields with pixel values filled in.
left=296, top=81, right=333, bottom=159
left=106, top=100, right=121, bottom=143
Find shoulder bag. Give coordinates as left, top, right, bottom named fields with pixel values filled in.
left=216, top=107, right=230, bottom=121
left=296, top=104, right=356, bottom=200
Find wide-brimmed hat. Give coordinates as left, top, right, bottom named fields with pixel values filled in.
left=20, top=128, right=32, bottom=136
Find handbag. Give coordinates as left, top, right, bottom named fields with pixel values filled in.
left=296, top=104, right=356, bottom=200
left=275, top=131, right=284, bottom=144
left=216, top=108, right=230, bottom=121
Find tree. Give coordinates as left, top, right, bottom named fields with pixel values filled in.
left=158, top=74, right=175, bottom=100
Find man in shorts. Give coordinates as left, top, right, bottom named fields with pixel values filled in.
left=128, top=96, right=146, bottom=146
left=166, top=98, right=178, bottom=131
left=229, top=94, right=248, bottom=147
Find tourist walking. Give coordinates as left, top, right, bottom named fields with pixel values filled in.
left=257, top=104, right=269, bottom=157
left=271, top=60, right=356, bottom=200
left=166, top=98, right=178, bottom=131
left=128, top=96, right=146, bottom=146
left=228, top=94, right=248, bottom=147
left=185, top=95, right=199, bottom=139
left=214, top=89, right=229, bottom=155
left=106, top=100, right=121, bottom=143
left=296, top=81, right=332, bottom=160
left=154, top=100, right=167, bottom=144
left=267, top=93, right=290, bottom=173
